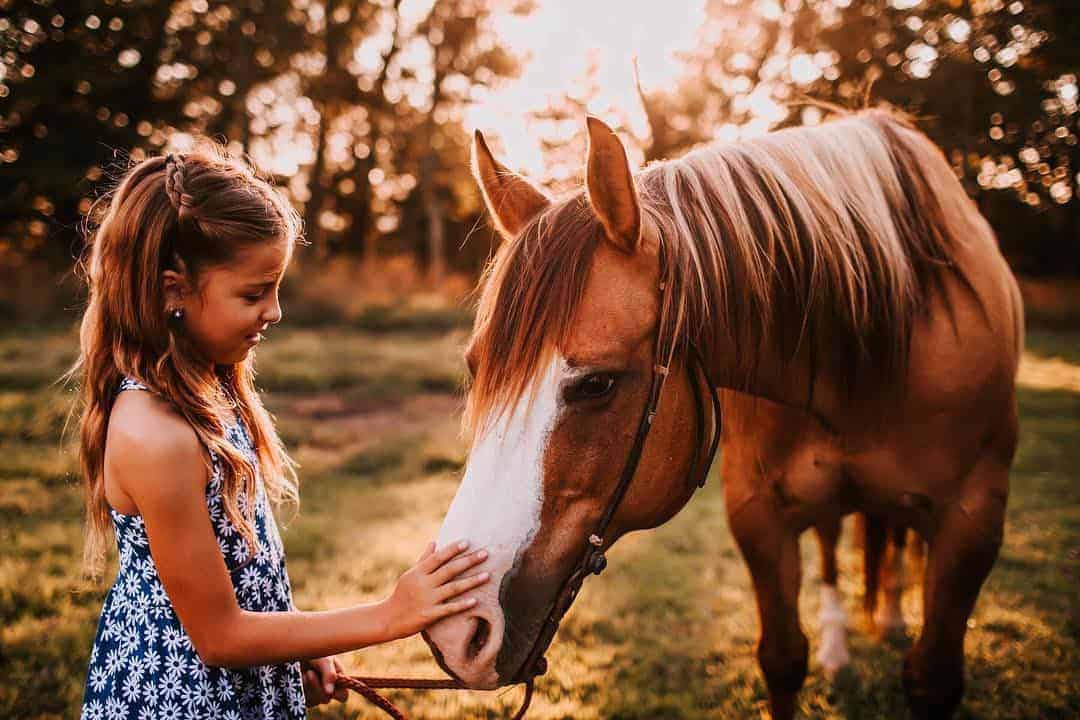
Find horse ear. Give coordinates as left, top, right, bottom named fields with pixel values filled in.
left=472, top=130, right=550, bottom=241
left=585, top=116, right=641, bottom=253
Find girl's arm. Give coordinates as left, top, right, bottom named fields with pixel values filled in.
left=107, top=395, right=489, bottom=668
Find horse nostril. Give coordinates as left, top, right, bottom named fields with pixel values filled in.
left=466, top=617, right=491, bottom=660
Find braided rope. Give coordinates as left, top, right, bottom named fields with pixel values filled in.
left=337, top=674, right=535, bottom=720
left=336, top=676, right=409, bottom=720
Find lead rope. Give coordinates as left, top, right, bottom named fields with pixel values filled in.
left=336, top=674, right=535, bottom=720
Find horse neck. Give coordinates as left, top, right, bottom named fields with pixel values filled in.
left=645, top=179, right=846, bottom=430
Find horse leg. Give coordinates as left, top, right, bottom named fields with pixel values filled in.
left=906, top=527, right=926, bottom=582
left=859, top=513, right=888, bottom=632
left=813, top=516, right=850, bottom=675
left=873, top=524, right=908, bottom=636
left=903, top=461, right=1006, bottom=719
left=728, top=498, right=807, bottom=720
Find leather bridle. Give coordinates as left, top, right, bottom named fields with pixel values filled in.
left=511, top=269, right=724, bottom=702
left=342, top=258, right=724, bottom=720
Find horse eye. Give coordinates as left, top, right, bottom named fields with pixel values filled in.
left=567, top=373, right=617, bottom=403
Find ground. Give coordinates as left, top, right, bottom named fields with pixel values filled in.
left=0, top=315, right=1077, bottom=719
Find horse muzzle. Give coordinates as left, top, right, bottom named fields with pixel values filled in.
left=420, top=545, right=514, bottom=690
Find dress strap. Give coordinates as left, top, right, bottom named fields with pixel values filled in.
left=116, top=377, right=152, bottom=395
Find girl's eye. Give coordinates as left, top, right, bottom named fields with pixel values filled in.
left=565, top=373, right=617, bottom=403
left=243, top=291, right=265, bottom=303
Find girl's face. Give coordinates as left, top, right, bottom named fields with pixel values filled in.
left=169, top=239, right=292, bottom=366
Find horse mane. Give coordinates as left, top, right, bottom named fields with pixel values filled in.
left=464, top=108, right=966, bottom=440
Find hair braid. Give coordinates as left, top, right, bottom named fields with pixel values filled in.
left=164, top=154, right=195, bottom=214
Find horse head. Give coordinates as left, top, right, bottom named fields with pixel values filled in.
left=422, top=118, right=714, bottom=689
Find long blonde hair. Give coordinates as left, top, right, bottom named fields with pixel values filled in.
left=70, top=144, right=302, bottom=577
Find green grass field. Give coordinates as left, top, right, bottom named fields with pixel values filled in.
left=1, top=316, right=1077, bottom=719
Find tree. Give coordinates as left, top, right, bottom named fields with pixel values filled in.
left=289, top=0, right=530, bottom=276
left=407, top=0, right=528, bottom=281
left=616, top=0, right=1078, bottom=274
left=0, top=0, right=533, bottom=296
left=0, top=0, right=178, bottom=267
left=0, top=0, right=304, bottom=272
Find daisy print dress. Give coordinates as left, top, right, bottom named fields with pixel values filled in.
left=81, top=379, right=305, bottom=720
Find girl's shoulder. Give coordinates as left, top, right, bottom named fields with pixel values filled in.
left=109, top=381, right=197, bottom=452
left=106, top=382, right=209, bottom=507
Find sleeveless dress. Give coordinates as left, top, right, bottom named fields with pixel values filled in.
left=81, top=378, right=306, bottom=720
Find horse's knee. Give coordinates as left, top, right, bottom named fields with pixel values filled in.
left=903, top=648, right=964, bottom=720
left=757, top=631, right=809, bottom=695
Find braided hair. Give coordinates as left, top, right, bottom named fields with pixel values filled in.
left=164, top=153, right=198, bottom=229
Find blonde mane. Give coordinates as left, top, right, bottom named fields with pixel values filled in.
left=464, top=108, right=965, bottom=439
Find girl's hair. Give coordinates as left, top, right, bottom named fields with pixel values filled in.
left=70, top=143, right=303, bottom=577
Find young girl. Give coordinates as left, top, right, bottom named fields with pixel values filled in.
left=73, top=147, right=490, bottom=719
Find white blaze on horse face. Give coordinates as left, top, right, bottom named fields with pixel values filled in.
left=427, top=355, right=569, bottom=688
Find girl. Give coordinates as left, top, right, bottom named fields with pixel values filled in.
left=72, top=147, right=490, bottom=719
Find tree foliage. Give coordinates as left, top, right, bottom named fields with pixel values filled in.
left=0, top=0, right=530, bottom=284
left=535, top=0, right=1078, bottom=274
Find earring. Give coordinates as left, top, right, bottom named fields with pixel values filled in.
left=170, top=307, right=184, bottom=320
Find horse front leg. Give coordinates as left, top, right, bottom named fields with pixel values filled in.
left=874, top=523, right=909, bottom=637
left=728, top=492, right=808, bottom=720
left=903, top=455, right=1007, bottom=719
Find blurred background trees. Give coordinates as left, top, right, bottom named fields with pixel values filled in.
left=1, top=0, right=1077, bottom=321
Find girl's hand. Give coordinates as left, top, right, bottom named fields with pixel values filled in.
left=385, top=540, right=490, bottom=639
left=301, top=655, right=348, bottom=707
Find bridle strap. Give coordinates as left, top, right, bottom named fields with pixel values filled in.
left=688, top=341, right=723, bottom=488
left=514, top=283, right=723, bottom=686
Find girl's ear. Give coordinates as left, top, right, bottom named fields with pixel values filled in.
left=162, top=257, right=192, bottom=312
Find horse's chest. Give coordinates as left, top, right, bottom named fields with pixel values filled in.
left=768, top=446, right=851, bottom=517
left=722, top=430, right=855, bottom=526
left=724, top=425, right=950, bottom=532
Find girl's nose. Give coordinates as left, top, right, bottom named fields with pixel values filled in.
left=263, top=297, right=283, bottom=325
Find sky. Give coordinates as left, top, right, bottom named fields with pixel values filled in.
left=464, top=0, right=708, bottom=176
left=235, top=0, right=707, bottom=188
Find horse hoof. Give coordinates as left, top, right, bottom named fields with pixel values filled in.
left=817, top=641, right=851, bottom=676
left=817, top=620, right=851, bottom=675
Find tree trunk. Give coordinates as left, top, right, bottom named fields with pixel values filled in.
left=362, top=224, right=379, bottom=268
left=303, top=107, right=328, bottom=258
left=421, top=154, right=446, bottom=285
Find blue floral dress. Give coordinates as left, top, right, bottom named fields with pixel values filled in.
left=81, top=378, right=306, bottom=720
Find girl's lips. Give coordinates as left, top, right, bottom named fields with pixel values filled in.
left=245, top=333, right=262, bottom=345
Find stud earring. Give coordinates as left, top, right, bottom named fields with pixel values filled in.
left=170, top=307, right=184, bottom=320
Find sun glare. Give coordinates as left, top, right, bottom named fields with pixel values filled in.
left=466, top=0, right=707, bottom=177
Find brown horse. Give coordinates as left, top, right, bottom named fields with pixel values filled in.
left=422, top=109, right=1022, bottom=719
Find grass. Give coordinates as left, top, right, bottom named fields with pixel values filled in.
left=0, top=320, right=1077, bottom=719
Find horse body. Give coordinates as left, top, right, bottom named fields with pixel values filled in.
left=424, top=109, right=1022, bottom=719
left=718, top=236, right=1020, bottom=715
left=725, top=223, right=1021, bottom=537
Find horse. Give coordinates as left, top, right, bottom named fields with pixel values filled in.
left=422, top=108, right=1022, bottom=719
